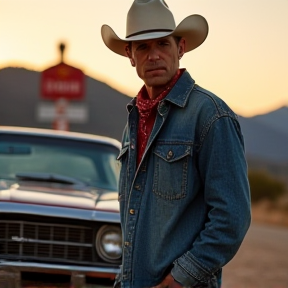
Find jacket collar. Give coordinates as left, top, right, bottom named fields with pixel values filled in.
left=164, top=70, right=195, bottom=107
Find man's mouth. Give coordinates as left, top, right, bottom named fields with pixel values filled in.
left=145, top=66, right=166, bottom=73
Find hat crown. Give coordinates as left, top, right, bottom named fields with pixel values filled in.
left=126, top=0, right=176, bottom=38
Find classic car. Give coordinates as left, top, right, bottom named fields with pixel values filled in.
left=0, top=126, right=122, bottom=287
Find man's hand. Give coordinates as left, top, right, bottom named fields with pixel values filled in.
left=151, top=273, right=183, bottom=288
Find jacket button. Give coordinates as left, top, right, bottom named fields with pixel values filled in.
left=129, top=209, right=135, bottom=215
left=167, top=150, right=173, bottom=159
left=135, top=184, right=141, bottom=190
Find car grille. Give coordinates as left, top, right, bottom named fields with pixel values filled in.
left=0, top=216, right=119, bottom=266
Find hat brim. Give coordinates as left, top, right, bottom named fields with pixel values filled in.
left=101, top=14, right=208, bottom=57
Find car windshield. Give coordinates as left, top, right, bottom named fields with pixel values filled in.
left=0, top=133, right=120, bottom=191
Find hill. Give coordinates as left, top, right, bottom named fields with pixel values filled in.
left=238, top=111, right=288, bottom=163
left=237, top=108, right=288, bottom=184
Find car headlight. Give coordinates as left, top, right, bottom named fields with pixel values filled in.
left=95, top=225, right=122, bottom=263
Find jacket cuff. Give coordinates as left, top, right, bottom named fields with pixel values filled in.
left=171, top=251, right=213, bottom=287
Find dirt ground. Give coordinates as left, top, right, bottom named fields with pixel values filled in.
left=222, top=203, right=288, bottom=288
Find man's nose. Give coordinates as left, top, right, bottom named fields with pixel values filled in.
left=148, top=47, right=160, bottom=61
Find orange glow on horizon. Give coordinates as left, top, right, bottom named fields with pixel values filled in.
left=1, top=0, right=287, bottom=118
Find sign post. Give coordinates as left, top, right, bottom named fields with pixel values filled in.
left=53, top=98, right=69, bottom=131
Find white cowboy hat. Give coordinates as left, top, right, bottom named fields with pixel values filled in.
left=101, top=0, right=209, bottom=57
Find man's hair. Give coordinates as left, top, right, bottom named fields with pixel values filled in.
left=173, top=36, right=182, bottom=45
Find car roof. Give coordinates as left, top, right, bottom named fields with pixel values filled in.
left=0, top=126, right=121, bottom=150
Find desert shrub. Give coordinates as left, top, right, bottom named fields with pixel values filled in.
left=248, top=170, right=286, bottom=203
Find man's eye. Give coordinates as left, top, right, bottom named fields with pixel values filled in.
left=136, top=44, right=147, bottom=50
left=159, top=41, right=169, bottom=46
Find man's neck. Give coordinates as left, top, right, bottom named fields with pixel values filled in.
left=145, top=85, right=166, bottom=100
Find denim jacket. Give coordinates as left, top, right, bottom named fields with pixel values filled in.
left=116, top=70, right=251, bottom=288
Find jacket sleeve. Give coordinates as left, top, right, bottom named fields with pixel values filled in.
left=171, top=115, right=251, bottom=287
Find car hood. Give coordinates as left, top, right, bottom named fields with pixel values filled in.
left=0, top=179, right=119, bottom=213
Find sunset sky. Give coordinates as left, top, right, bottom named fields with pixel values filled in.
left=1, top=0, right=287, bottom=117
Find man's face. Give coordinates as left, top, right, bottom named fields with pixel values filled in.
left=129, top=36, right=184, bottom=89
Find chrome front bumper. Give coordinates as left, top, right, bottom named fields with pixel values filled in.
left=0, top=261, right=119, bottom=287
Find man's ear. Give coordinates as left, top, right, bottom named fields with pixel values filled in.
left=130, top=58, right=135, bottom=67
left=178, top=38, right=186, bottom=59
left=125, top=45, right=135, bottom=67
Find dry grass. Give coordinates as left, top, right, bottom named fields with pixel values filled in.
left=252, top=195, right=288, bottom=227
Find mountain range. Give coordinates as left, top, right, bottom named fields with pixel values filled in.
left=238, top=107, right=288, bottom=162
left=1, top=67, right=287, bottom=179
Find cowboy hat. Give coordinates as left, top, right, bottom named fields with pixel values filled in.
left=101, top=0, right=209, bottom=57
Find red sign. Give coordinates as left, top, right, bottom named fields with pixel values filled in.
left=41, top=62, right=85, bottom=100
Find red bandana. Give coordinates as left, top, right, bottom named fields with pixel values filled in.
left=136, top=69, right=184, bottom=165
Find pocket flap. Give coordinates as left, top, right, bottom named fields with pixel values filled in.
left=154, top=144, right=192, bottom=163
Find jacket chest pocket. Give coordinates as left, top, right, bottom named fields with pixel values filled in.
left=153, top=144, right=192, bottom=200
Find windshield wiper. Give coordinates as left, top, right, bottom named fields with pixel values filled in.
left=15, top=172, right=87, bottom=187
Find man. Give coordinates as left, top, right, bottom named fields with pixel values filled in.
left=101, top=1, right=251, bottom=287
